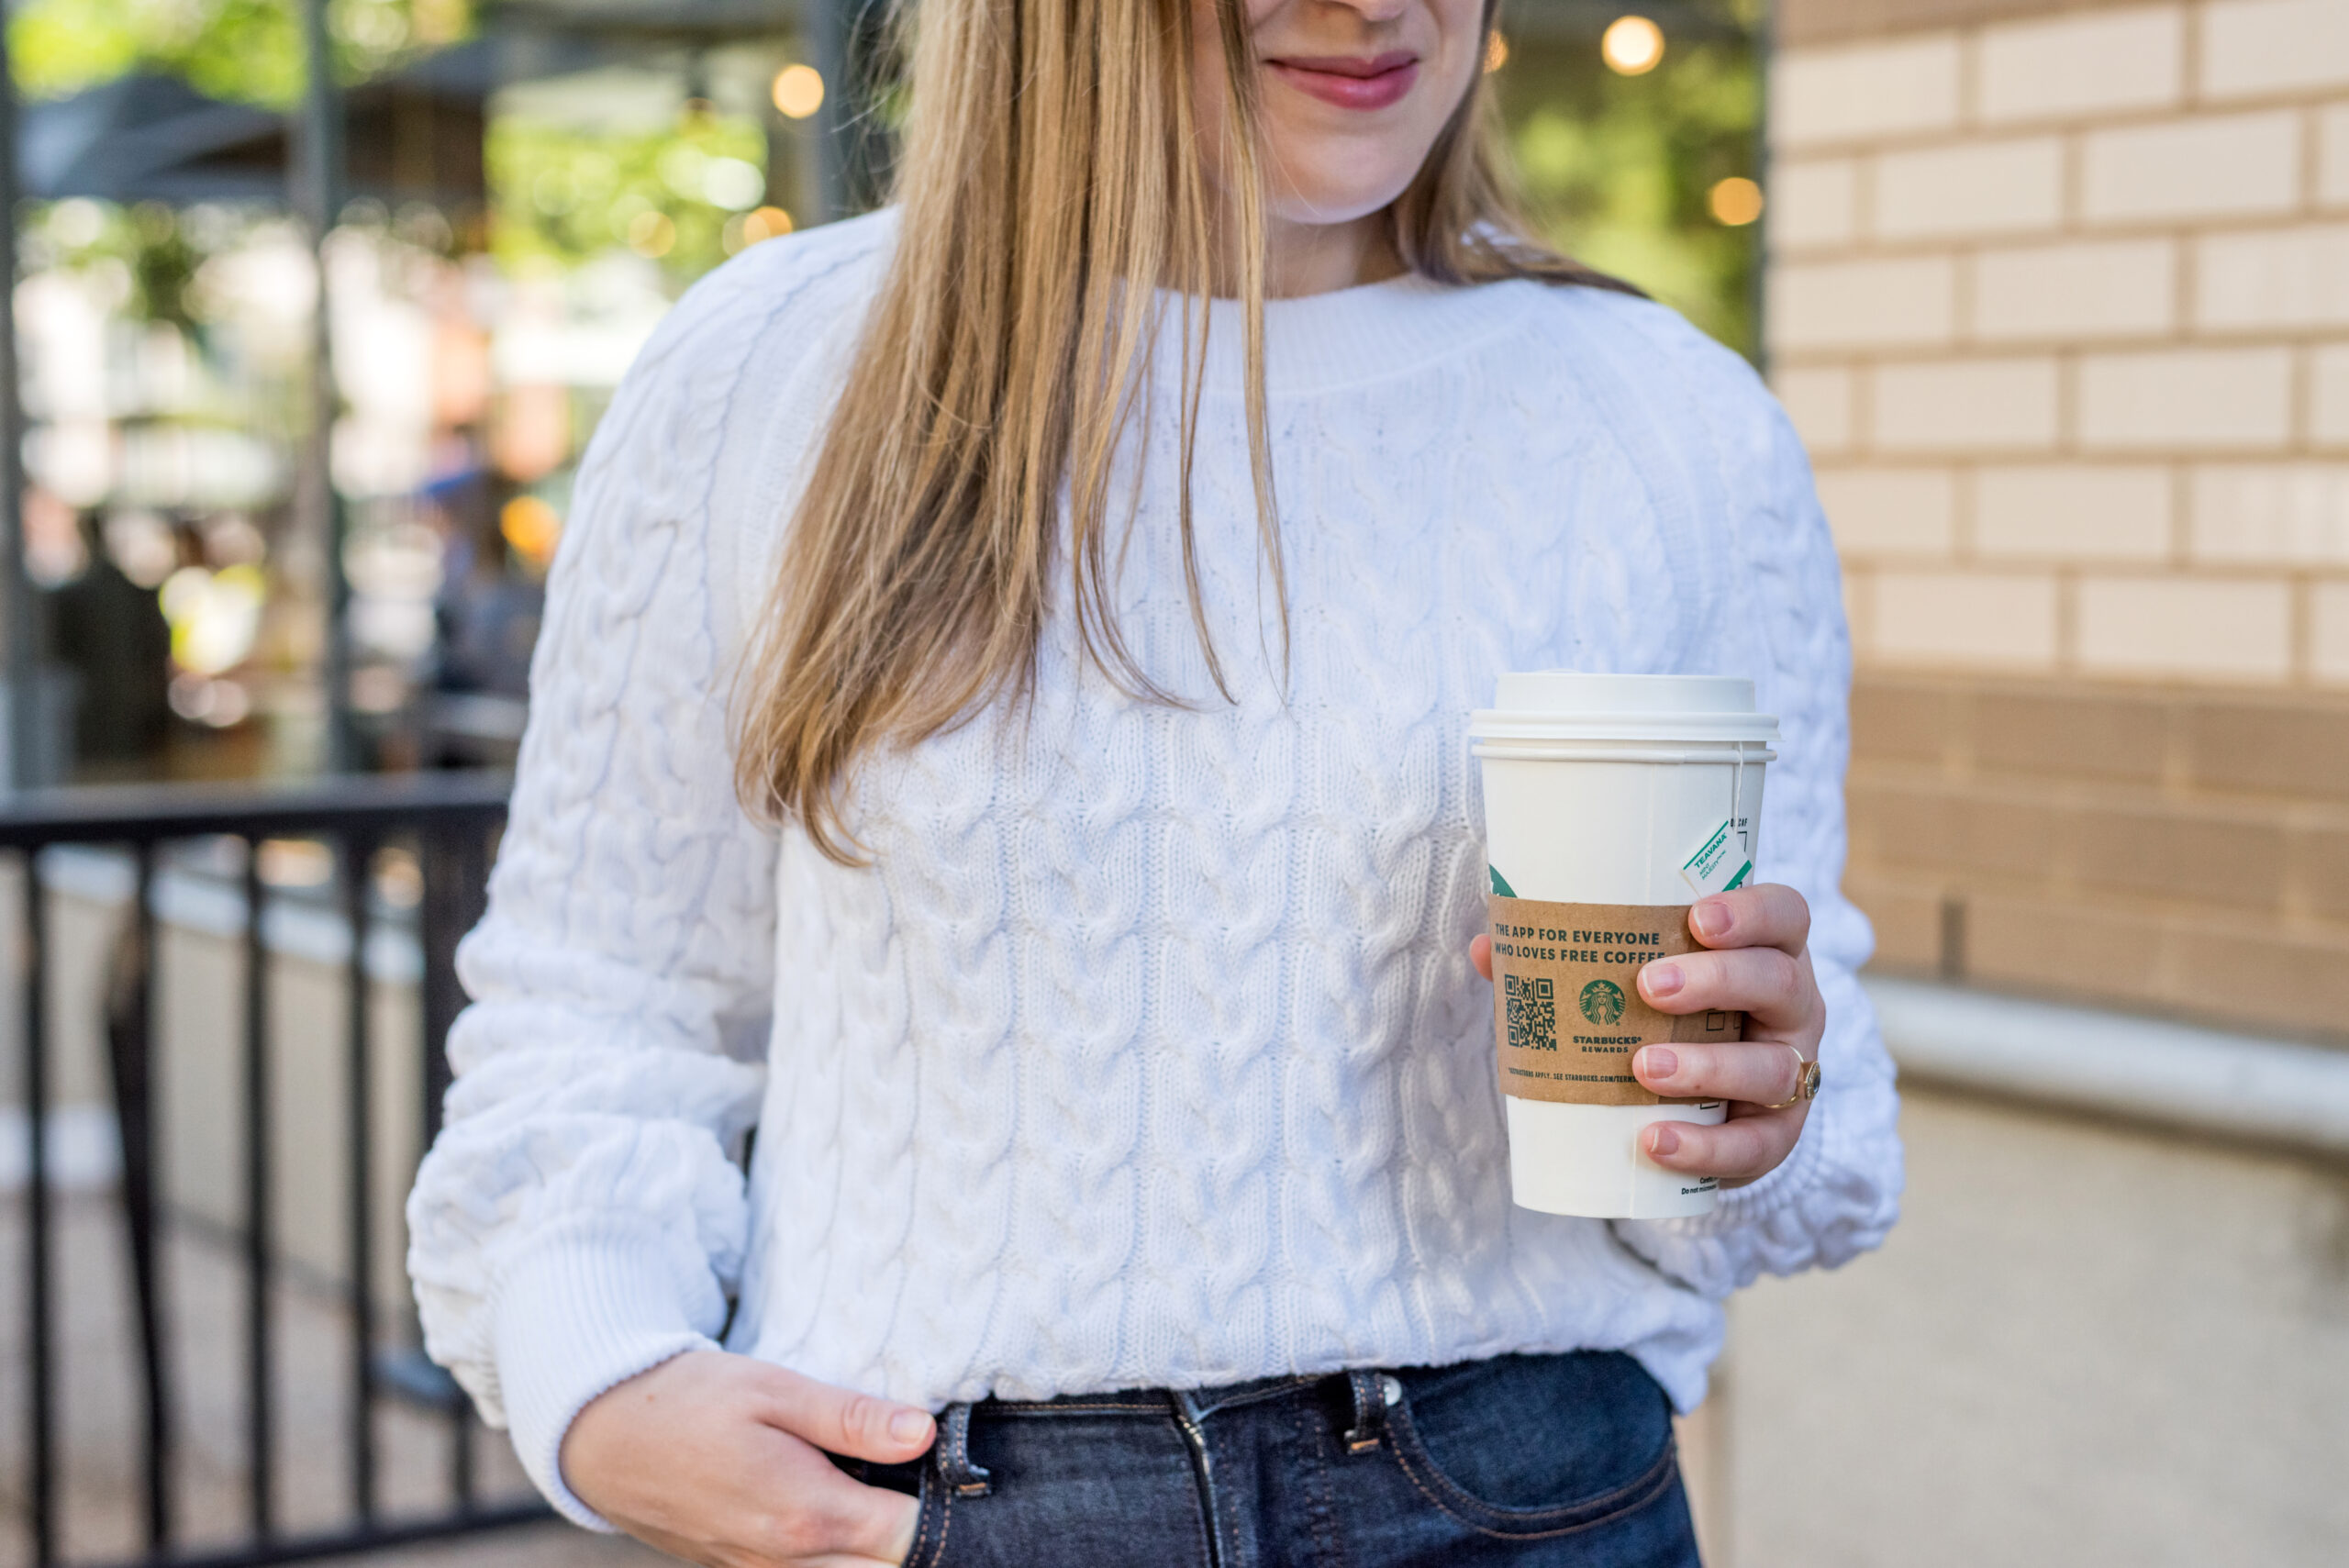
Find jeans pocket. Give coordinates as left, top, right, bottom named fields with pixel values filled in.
left=898, top=1467, right=953, bottom=1568
left=1381, top=1351, right=1683, bottom=1540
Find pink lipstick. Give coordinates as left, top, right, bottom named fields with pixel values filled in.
left=1266, top=50, right=1420, bottom=111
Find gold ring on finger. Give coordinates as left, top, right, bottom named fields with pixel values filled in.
left=1759, top=1043, right=1820, bottom=1110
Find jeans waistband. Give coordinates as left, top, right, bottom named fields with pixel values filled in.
left=933, top=1367, right=1406, bottom=1493
left=981, top=1371, right=1322, bottom=1420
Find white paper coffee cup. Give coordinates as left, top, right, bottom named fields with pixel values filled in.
left=1468, top=673, right=1778, bottom=1219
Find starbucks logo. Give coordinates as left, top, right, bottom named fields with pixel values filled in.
left=1578, top=979, right=1626, bottom=1027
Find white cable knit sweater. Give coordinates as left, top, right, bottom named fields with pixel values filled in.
left=406, top=209, right=1902, bottom=1529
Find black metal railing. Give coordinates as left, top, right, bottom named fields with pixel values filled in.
left=3, top=772, right=551, bottom=1567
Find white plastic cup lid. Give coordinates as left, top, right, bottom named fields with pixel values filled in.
left=1469, top=671, right=1779, bottom=746
left=1493, top=672, right=1753, bottom=714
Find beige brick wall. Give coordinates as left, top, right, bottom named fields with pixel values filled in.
left=1844, top=673, right=2349, bottom=1037
left=2312, top=343, right=2349, bottom=440
left=1773, top=0, right=2349, bottom=1036
left=1773, top=0, right=2349, bottom=693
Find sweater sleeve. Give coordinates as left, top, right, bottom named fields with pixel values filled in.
left=402, top=263, right=794, bottom=1529
left=1609, top=393, right=1905, bottom=1298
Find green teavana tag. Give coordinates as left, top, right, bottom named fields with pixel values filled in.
left=1489, top=865, right=1517, bottom=897
left=1680, top=818, right=1753, bottom=896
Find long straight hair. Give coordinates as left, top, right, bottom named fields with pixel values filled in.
left=735, top=0, right=1637, bottom=861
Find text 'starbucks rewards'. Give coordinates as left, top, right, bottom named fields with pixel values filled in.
left=1468, top=673, right=1778, bottom=1218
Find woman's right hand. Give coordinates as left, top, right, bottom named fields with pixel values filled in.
left=563, top=1349, right=934, bottom=1567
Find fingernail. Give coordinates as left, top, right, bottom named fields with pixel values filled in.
left=1644, top=962, right=1683, bottom=998
left=889, top=1409, right=931, bottom=1445
left=1691, top=901, right=1731, bottom=940
left=1649, top=1124, right=1681, bottom=1158
left=1637, top=1046, right=1677, bottom=1081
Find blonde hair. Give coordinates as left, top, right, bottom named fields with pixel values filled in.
left=736, top=0, right=1636, bottom=861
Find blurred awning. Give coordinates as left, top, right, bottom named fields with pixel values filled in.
left=15, top=36, right=625, bottom=209
left=491, top=0, right=807, bottom=46
left=19, top=73, right=284, bottom=204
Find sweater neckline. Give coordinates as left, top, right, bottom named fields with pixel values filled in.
left=1169, top=271, right=1541, bottom=397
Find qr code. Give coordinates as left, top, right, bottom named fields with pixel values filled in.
left=1505, top=975, right=1556, bottom=1051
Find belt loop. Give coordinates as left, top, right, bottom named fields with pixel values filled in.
left=932, top=1402, right=994, bottom=1497
left=1341, top=1371, right=1399, bottom=1453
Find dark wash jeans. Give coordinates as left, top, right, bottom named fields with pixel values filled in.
left=841, top=1351, right=1701, bottom=1568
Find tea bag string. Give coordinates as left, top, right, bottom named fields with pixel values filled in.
left=1731, top=746, right=1750, bottom=864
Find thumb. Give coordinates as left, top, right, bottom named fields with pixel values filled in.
left=1470, top=933, right=1493, bottom=982
left=765, top=1368, right=937, bottom=1464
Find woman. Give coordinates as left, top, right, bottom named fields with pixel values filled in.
left=406, top=1, right=1902, bottom=1563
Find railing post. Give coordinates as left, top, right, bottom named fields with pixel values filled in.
left=0, top=11, right=38, bottom=788
left=22, top=850, right=56, bottom=1566
left=106, top=840, right=173, bottom=1551
left=343, top=832, right=379, bottom=1524
left=243, top=840, right=276, bottom=1539
left=295, top=0, right=356, bottom=772
left=0, top=777, right=519, bottom=1563
left=417, top=820, right=484, bottom=1507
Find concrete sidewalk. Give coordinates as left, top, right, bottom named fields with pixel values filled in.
left=0, top=1197, right=551, bottom=1568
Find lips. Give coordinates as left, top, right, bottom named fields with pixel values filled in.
left=1265, top=50, right=1420, bottom=112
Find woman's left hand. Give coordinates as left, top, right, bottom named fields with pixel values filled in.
left=1469, top=883, right=1823, bottom=1189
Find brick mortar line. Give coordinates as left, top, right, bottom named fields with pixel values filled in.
left=1815, top=457, right=2349, bottom=472
left=1819, top=449, right=2321, bottom=464
left=1779, top=0, right=2177, bottom=53
left=1847, top=668, right=2349, bottom=706
left=1860, top=658, right=2337, bottom=688
left=2054, top=560, right=2079, bottom=673
left=1769, top=213, right=2349, bottom=262
left=1774, top=96, right=2347, bottom=161
left=1845, top=874, right=2349, bottom=955
left=1772, top=339, right=2319, bottom=365
left=1845, top=851, right=2349, bottom=923
left=1854, top=894, right=2349, bottom=955
left=1848, top=762, right=2349, bottom=829
left=1845, top=562, right=2349, bottom=581
left=1771, top=227, right=2349, bottom=262
left=1842, top=882, right=2349, bottom=981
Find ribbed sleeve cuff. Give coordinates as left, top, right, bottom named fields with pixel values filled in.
left=1609, top=1101, right=1832, bottom=1297
left=490, top=1225, right=725, bottom=1529
left=1675, top=1099, right=1831, bottom=1235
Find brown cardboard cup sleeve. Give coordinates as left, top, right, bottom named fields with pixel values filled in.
left=1486, top=894, right=1743, bottom=1106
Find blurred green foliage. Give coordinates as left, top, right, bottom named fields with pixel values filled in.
left=486, top=111, right=772, bottom=284
left=123, top=201, right=204, bottom=329
left=14, top=0, right=1762, bottom=348
left=9, top=0, right=473, bottom=107
left=27, top=199, right=214, bottom=329
left=1493, top=13, right=1761, bottom=359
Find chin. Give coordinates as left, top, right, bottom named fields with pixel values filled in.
left=1264, top=163, right=1419, bottom=228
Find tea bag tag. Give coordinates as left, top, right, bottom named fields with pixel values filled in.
left=1680, top=817, right=1753, bottom=896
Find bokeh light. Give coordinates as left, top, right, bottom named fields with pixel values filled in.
left=772, top=63, right=825, bottom=120
left=257, top=839, right=335, bottom=887
left=500, top=495, right=564, bottom=567
left=725, top=206, right=796, bottom=254
left=1709, top=176, right=1765, bottom=227
left=627, top=209, right=676, bottom=258
left=159, top=562, right=266, bottom=676
left=1601, top=16, right=1665, bottom=76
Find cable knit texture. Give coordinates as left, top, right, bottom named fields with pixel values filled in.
left=406, top=209, right=1903, bottom=1529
